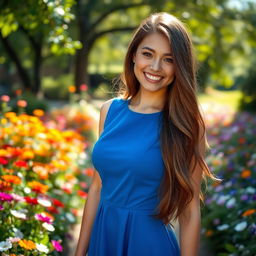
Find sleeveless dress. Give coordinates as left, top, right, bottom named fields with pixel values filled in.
left=87, top=98, right=180, bottom=256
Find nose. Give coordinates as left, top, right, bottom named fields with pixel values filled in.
left=150, top=58, right=161, bottom=71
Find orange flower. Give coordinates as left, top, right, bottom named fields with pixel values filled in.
left=19, top=239, right=36, bottom=250
left=68, top=85, right=76, bottom=93
left=238, top=137, right=246, bottom=144
left=28, top=181, right=49, bottom=194
left=21, top=150, right=35, bottom=160
left=83, top=167, right=94, bottom=177
left=1, top=175, right=21, bottom=184
left=241, top=169, right=251, bottom=178
left=33, top=109, right=45, bottom=117
left=15, top=89, right=22, bottom=96
left=33, top=165, right=49, bottom=180
left=205, top=230, right=213, bottom=237
left=17, top=100, right=27, bottom=108
left=242, top=209, right=256, bottom=217
left=0, top=180, right=12, bottom=191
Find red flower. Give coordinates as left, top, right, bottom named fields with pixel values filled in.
left=77, top=190, right=88, bottom=199
left=52, top=198, right=65, bottom=208
left=0, top=157, right=8, bottom=165
left=47, top=206, right=59, bottom=214
left=14, top=160, right=28, bottom=168
left=24, top=196, right=38, bottom=205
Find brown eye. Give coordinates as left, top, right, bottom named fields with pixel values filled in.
left=142, top=52, right=152, bottom=57
left=164, top=57, right=173, bottom=63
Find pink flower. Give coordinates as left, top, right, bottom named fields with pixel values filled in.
left=17, top=100, right=27, bottom=108
left=51, top=240, right=63, bottom=252
left=35, top=213, right=53, bottom=224
left=0, top=192, right=13, bottom=202
left=80, top=84, right=88, bottom=91
left=1, top=95, right=10, bottom=102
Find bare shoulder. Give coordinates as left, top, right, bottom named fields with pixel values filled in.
left=100, top=98, right=116, bottom=114
left=98, top=98, right=116, bottom=136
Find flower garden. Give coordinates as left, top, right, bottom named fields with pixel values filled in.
left=0, top=92, right=255, bottom=255
left=0, top=93, right=97, bottom=255
left=202, top=103, right=256, bottom=256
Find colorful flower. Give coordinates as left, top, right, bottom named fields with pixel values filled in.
left=18, top=239, right=36, bottom=250
left=36, top=243, right=49, bottom=253
left=0, top=240, right=12, bottom=251
left=242, top=209, right=256, bottom=217
left=0, top=192, right=13, bottom=202
left=234, top=221, right=247, bottom=232
left=51, top=240, right=63, bottom=252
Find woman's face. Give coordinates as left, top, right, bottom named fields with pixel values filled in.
left=133, top=32, right=175, bottom=94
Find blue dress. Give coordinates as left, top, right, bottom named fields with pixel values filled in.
left=88, top=98, right=180, bottom=256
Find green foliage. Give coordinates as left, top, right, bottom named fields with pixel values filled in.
left=0, top=0, right=81, bottom=55
left=42, top=74, right=73, bottom=100
left=10, top=90, right=49, bottom=115
left=239, top=61, right=256, bottom=113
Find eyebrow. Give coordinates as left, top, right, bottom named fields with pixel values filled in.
left=141, top=46, right=173, bottom=56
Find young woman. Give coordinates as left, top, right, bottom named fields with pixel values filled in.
left=75, top=12, right=217, bottom=256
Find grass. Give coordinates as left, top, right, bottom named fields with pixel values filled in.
left=198, top=88, right=243, bottom=111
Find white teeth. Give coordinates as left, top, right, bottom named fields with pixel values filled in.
left=145, top=73, right=161, bottom=81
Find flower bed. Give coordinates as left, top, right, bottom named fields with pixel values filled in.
left=201, top=104, right=256, bottom=256
left=0, top=96, right=95, bottom=255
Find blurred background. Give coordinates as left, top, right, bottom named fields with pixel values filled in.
left=0, top=0, right=255, bottom=255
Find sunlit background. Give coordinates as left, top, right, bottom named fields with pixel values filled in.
left=0, top=0, right=255, bottom=255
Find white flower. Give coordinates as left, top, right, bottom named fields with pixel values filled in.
left=245, top=187, right=255, bottom=194
left=36, top=243, right=49, bottom=253
left=226, top=198, right=236, bottom=208
left=217, top=224, right=229, bottom=231
left=0, top=240, right=12, bottom=251
left=216, top=195, right=230, bottom=205
left=38, top=197, right=52, bottom=207
left=10, top=210, right=27, bottom=219
left=12, top=228, right=24, bottom=238
left=66, top=212, right=75, bottom=223
left=234, top=221, right=247, bottom=232
left=42, top=222, right=55, bottom=232
left=24, top=187, right=31, bottom=194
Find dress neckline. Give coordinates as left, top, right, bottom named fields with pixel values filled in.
left=123, top=98, right=163, bottom=115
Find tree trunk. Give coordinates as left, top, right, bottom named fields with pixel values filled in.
left=33, top=42, right=42, bottom=95
left=75, top=41, right=90, bottom=88
left=0, top=32, right=32, bottom=91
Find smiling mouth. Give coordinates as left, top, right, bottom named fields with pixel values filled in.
left=144, top=72, right=162, bottom=82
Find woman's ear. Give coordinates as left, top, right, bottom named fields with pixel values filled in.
left=132, top=54, right=136, bottom=63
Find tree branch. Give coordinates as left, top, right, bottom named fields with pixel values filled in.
left=0, top=31, right=31, bottom=89
left=89, top=26, right=137, bottom=49
left=88, top=3, right=147, bottom=33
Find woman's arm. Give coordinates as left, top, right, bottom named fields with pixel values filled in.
left=74, top=99, right=114, bottom=256
left=178, top=127, right=206, bottom=256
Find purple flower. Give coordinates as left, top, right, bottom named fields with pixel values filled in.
left=0, top=192, right=13, bottom=202
left=240, top=194, right=249, bottom=201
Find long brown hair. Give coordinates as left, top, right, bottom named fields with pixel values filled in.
left=116, top=12, right=217, bottom=225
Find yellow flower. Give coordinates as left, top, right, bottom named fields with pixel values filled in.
left=18, top=239, right=36, bottom=250
left=1, top=118, right=7, bottom=125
